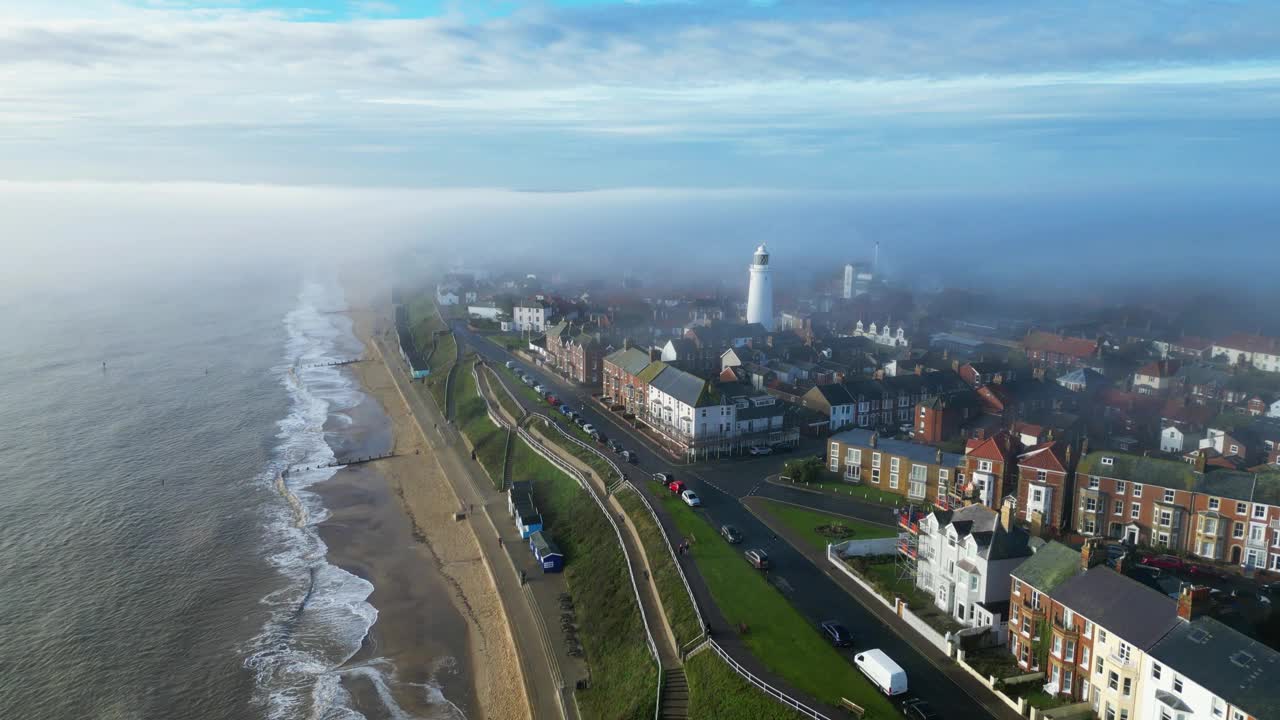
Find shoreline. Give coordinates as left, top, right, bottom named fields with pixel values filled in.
left=345, top=296, right=531, bottom=720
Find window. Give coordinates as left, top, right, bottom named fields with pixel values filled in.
left=1099, top=629, right=1108, bottom=643
left=1084, top=620, right=1093, bottom=638
left=1081, top=646, right=1090, bottom=667
left=1237, top=502, right=1247, bottom=515
left=1134, top=484, right=1143, bottom=498
left=1159, top=509, right=1173, bottom=526
left=1132, top=503, right=1141, bottom=519
left=1107, top=671, right=1119, bottom=691
left=1083, top=519, right=1097, bottom=534
left=1116, top=480, right=1127, bottom=495
left=1160, top=710, right=1172, bottom=720
left=890, top=457, right=900, bottom=472
left=1114, top=500, right=1124, bottom=516
left=1052, top=635, right=1062, bottom=657
left=1165, top=489, right=1176, bottom=503
left=848, top=448, right=861, bottom=464
left=978, top=459, right=992, bottom=472
left=829, top=445, right=841, bottom=472
left=1151, top=662, right=1162, bottom=680
left=1037, top=470, right=1047, bottom=482
left=872, top=452, right=881, bottom=469
left=1211, top=698, right=1225, bottom=717
left=1209, top=497, right=1220, bottom=510
left=1013, top=579, right=1022, bottom=596
left=1096, top=657, right=1104, bottom=675
left=1173, top=675, right=1183, bottom=693
left=890, top=472, right=899, bottom=490
left=1105, top=705, right=1115, bottom=720
left=1117, top=642, right=1131, bottom=664
left=1102, top=457, right=1114, bottom=466
left=1089, top=476, right=1101, bottom=490
left=1230, top=444, right=1239, bottom=454
left=1085, top=498, right=1098, bottom=512
left=1234, top=522, right=1244, bottom=539
left=1065, top=639, right=1076, bottom=662
left=1122, top=677, right=1131, bottom=696
left=1254, top=504, right=1269, bottom=519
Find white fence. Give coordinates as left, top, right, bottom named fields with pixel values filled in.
left=831, top=537, right=899, bottom=557
left=825, top=545, right=954, bottom=657
left=706, top=639, right=832, bottom=720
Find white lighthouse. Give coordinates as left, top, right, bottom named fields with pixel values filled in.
left=746, top=244, right=774, bottom=331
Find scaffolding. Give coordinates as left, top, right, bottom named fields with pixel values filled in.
left=895, top=504, right=925, bottom=584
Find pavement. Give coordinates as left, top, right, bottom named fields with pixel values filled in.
left=455, top=323, right=1021, bottom=720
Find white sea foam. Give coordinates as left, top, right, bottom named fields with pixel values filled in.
left=243, top=282, right=447, bottom=720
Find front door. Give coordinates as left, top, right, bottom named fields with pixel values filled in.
left=1125, top=526, right=1139, bottom=544
left=1231, top=545, right=1242, bottom=564
left=1246, top=549, right=1261, bottom=568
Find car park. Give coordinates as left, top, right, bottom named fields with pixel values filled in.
left=820, top=620, right=853, bottom=647
left=720, top=525, right=742, bottom=544
left=744, top=549, right=769, bottom=569
left=667, top=480, right=686, bottom=494
left=900, top=697, right=940, bottom=720
left=748, top=445, right=773, bottom=456
left=681, top=490, right=701, bottom=507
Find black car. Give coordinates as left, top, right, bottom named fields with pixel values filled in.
left=720, top=524, right=743, bottom=544
left=653, top=472, right=674, bottom=484
left=606, top=439, right=623, bottom=453
left=900, top=698, right=940, bottom=720
left=819, top=620, right=853, bottom=647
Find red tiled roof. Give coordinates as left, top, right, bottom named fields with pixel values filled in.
left=1170, top=336, right=1211, bottom=351
left=1215, top=333, right=1280, bottom=355
left=1023, top=332, right=1097, bottom=359
left=1018, top=441, right=1068, bottom=473
left=967, top=430, right=1016, bottom=461
left=1136, top=359, right=1180, bottom=378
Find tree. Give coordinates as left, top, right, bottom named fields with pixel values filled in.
left=783, top=456, right=826, bottom=484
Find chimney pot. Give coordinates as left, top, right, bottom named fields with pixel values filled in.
left=870, top=432, right=879, bottom=448
left=1177, top=585, right=1211, bottom=622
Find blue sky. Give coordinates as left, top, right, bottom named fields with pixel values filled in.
left=1, top=0, right=1279, bottom=192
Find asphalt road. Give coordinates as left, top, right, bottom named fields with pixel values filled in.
left=455, top=323, right=1008, bottom=720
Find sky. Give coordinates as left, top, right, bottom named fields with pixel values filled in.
left=2, top=0, right=1279, bottom=191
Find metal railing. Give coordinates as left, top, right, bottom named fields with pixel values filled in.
left=705, top=639, right=832, bottom=720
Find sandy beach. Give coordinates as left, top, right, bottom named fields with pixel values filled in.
left=346, top=300, right=531, bottom=720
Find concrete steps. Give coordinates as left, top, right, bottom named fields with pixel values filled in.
left=659, top=667, right=690, bottom=720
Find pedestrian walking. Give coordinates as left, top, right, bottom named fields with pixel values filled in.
left=519, top=570, right=526, bottom=585
left=498, top=536, right=504, bottom=548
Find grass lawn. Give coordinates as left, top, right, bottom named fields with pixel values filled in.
left=615, top=489, right=700, bottom=648
left=425, top=332, right=457, bottom=410
left=655, top=493, right=897, bottom=718
left=684, top=650, right=806, bottom=720
left=755, top=499, right=895, bottom=552
left=780, top=476, right=900, bottom=508
left=514, top=440, right=658, bottom=720
left=857, top=561, right=962, bottom=634
left=482, top=367, right=524, bottom=420
left=454, top=360, right=508, bottom=489
left=962, top=647, right=1023, bottom=680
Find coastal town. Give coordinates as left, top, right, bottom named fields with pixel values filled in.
left=387, top=244, right=1280, bottom=720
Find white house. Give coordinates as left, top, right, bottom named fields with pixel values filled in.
left=849, top=319, right=909, bottom=348
left=644, top=364, right=736, bottom=444
left=1212, top=333, right=1280, bottom=373
left=466, top=303, right=503, bottom=321
left=1137, top=588, right=1278, bottom=720
left=513, top=301, right=550, bottom=333
left=1160, top=426, right=1193, bottom=454
left=1133, top=360, right=1180, bottom=394
left=914, top=504, right=1032, bottom=640
left=1269, top=399, right=1280, bottom=419
left=435, top=284, right=460, bottom=306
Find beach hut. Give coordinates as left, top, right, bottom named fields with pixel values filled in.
left=507, top=481, right=533, bottom=516
left=528, top=531, right=564, bottom=573
left=515, top=509, right=543, bottom=539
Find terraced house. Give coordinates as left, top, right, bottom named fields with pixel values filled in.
left=602, top=346, right=652, bottom=414
left=1073, top=451, right=1280, bottom=571
left=827, top=428, right=965, bottom=505
left=802, top=371, right=967, bottom=433
left=544, top=320, right=603, bottom=385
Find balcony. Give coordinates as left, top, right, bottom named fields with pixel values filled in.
left=897, top=508, right=926, bottom=534
left=1107, top=652, right=1135, bottom=669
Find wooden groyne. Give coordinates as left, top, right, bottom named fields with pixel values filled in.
left=283, top=452, right=396, bottom=476
left=298, top=358, right=363, bottom=370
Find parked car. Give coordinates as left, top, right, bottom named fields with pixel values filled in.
left=589, top=431, right=601, bottom=443
left=720, top=524, right=743, bottom=544
left=533, top=384, right=546, bottom=394
left=820, top=620, right=853, bottom=647
left=1141, top=554, right=1185, bottom=571
left=854, top=649, right=908, bottom=696
left=748, top=445, right=773, bottom=456
left=653, top=472, right=673, bottom=484
left=744, top=549, right=769, bottom=569
left=523, top=376, right=537, bottom=387
left=900, top=697, right=940, bottom=720
left=545, top=394, right=560, bottom=406
left=573, top=417, right=586, bottom=428
left=581, top=423, right=595, bottom=435
left=606, top=439, right=623, bottom=453
left=620, top=450, right=636, bottom=464
left=667, top=480, right=686, bottom=494
left=1185, top=562, right=1227, bottom=579
left=559, top=405, right=573, bottom=416
left=681, top=490, right=702, bottom=507
left=504, top=360, right=516, bottom=369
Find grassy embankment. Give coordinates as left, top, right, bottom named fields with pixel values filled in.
left=777, top=475, right=901, bottom=508
left=406, top=295, right=457, bottom=410
left=454, top=357, right=508, bottom=490
left=754, top=499, right=896, bottom=553
left=613, top=489, right=701, bottom=649
left=512, top=440, right=657, bottom=720
left=683, top=650, right=806, bottom=720
left=655, top=492, right=897, bottom=718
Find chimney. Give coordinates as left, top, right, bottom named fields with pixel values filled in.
left=623, top=338, right=630, bottom=351
left=1000, top=495, right=1016, bottom=531
left=1193, top=450, right=1208, bottom=473
left=869, top=432, right=879, bottom=448
left=1177, top=585, right=1211, bottom=622
left=952, top=359, right=960, bottom=371
left=1080, top=436, right=1090, bottom=457
left=1029, top=509, right=1044, bottom=538
left=1081, top=537, right=1105, bottom=570
left=936, top=448, right=944, bottom=464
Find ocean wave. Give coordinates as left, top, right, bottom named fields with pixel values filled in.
left=244, top=282, right=434, bottom=720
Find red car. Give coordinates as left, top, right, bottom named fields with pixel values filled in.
left=668, top=480, right=686, bottom=494
left=1141, top=554, right=1184, bottom=571
left=545, top=394, right=560, bottom=406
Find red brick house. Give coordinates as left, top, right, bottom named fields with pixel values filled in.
left=1022, top=332, right=1099, bottom=370
left=961, top=430, right=1020, bottom=509
left=1016, top=440, right=1075, bottom=536
left=602, top=346, right=652, bottom=414
left=913, top=390, right=980, bottom=444
left=545, top=321, right=604, bottom=386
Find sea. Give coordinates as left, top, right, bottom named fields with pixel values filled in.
left=0, top=268, right=474, bottom=720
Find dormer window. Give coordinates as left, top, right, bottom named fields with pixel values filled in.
left=1101, top=457, right=1114, bottom=467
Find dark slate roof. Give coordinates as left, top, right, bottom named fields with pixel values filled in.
left=649, top=365, right=717, bottom=407
left=1053, top=566, right=1179, bottom=648
left=829, top=428, right=964, bottom=467
left=1079, top=451, right=1275, bottom=502
left=809, top=371, right=967, bottom=407
left=666, top=337, right=697, bottom=356
left=1010, top=541, right=1082, bottom=593
left=734, top=398, right=784, bottom=421
left=605, top=347, right=652, bottom=376
left=1148, top=616, right=1280, bottom=720
left=688, top=320, right=767, bottom=347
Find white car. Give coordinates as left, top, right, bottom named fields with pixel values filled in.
left=581, top=423, right=595, bottom=435
left=748, top=445, right=773, bottom=456
left=681, top=490, right=702, bottom=507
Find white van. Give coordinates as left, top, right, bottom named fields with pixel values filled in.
left=854, top=649, right=907, bottom=696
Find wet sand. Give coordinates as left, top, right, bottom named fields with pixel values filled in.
left=344, top=302, right=531, bottom=720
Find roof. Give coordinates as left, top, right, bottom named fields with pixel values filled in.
left=687, top=320, right=768, bottom=347
left=809, top=371, right=968, bottom=407
left=648, top=364, right=719, bottom=407
left=1136, top=359, right=1181, bottom=378
left=1077, top=451, right=1270, bottom=501
left=829, top=428, right=965, bottom=467
left=529, top=530, right=562, bottom=556
left=1024, top=331, right=1098, bottom=359
left=1215, top=333, right=1280, bottom=355
left=1056, top=367, right=1107, bottom=388
left=1054, top=566, right=1179, bottom=648
left=636, top=360, right=668, bottom=385
left=1010, top=541, right=1081, bottom=593
left=1149, top=616, right=1280, bottom=719
left=1018, top=441, right=1069, bottom=473
left=967, top=431, right=1016, bottom=462
left=605, top=347, right=652, bottom=376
